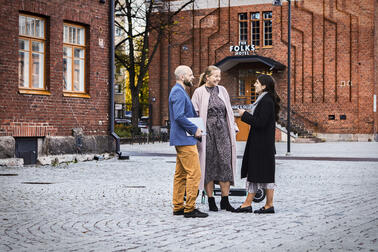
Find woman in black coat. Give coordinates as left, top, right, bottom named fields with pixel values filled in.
left=234, top=74, right=280, bottom=214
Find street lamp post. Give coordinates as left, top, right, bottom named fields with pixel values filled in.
left=273, top=0, right=291, bottom=155
left=287, top=0, right=291, bottom=155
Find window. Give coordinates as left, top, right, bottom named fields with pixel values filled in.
left=250, top=11, right=273, bottom=48
left=238, top=80, right=245, bottom=96
left=251, top=12, right=260, bottom=47
left=115, top=84, right=123, bottom=94
left=116, top=109, right=124, bottom=119
left=263, top=11, right=272, bottom=46
left=18, top=15, right=46, bottom=93
left=115, top=26, right=123, bottom=37
left=250, top=86, right=257, bottom=103
left=238, top=13, right=248, bottom=43
left=63, top=23, right=87, bottom=96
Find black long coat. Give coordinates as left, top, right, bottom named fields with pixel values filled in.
left=241, top=94, right=276, bottom=183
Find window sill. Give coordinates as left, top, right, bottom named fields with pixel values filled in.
left=18, top=89, right=51, bottom=96
left=63, top=92, right=91, bottom=98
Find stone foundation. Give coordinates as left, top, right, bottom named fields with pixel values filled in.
left=315, top=134, right=376, bottom=142
left=0, top=135, right=116, bottom=166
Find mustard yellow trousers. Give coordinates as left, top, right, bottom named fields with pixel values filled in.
left=173, top=145, right=201, bottom=213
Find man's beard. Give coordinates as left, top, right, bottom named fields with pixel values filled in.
left=183, top=79, right=193, bottom=87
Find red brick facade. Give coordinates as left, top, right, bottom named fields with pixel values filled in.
left=0, top=0, right=110, bottom=138
left=149, top=0, right=378, bottom=138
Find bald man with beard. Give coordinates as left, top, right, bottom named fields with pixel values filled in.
left=169, top=65, right=208, bottom=218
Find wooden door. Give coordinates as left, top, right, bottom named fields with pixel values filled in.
left=235, top=75, right=257, bottom=141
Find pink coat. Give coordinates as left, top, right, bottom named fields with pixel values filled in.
left=191, top=85, right=238, bottom=190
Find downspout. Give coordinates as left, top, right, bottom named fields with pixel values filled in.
left=109, top=0, right=127, bottom=159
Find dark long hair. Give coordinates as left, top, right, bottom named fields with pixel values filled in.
left=257, top=74, right=281, bottom=122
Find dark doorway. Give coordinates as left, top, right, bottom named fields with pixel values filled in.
left=15, top=138, right=38, bottom=165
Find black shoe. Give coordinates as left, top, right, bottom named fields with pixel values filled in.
left=233, top=205, right=252, bottom=213
left=173, top=208, right=184, bottom=215
left=184, top=209, right=209, bottom=218
left=254, top=206, right=275, bottom=214
left=220, top=196, right=235, bottom=212
left=208, top=197, right=218, bottom=211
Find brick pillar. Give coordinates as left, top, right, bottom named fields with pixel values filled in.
left=374, top=0, right=378, bottom=141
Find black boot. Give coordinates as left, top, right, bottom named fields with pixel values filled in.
left=208, top=197, right=218, bottom=211
left=220, top=196, right=235, bottom=212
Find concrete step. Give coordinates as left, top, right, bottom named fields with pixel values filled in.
left=295, top=137, right=324, bottom=143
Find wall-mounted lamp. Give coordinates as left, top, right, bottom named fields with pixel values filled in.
left=100, top=0, right=106, bottom=3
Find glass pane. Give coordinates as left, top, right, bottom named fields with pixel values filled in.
left=32, top=53, right=44, bottom=88
left=239, top=13, right=247, bottom=20
left=71, top=27, right=76, bottom=44
left=251, top=86, right=257, bottom=103
left=19, top=39, right=29, bottom=50
left=30, top=17, right=36, bottom=36
left=251, top=12, right=260, bottom=20
left=31, top=18, right=36, bottom=36
left=79, top=59, right=85, bottom=91
left=73, top=59, right=84, bottom=92
left=74, top=48, right=84, bottom=58
left=32, top=41, right=43, bottom=52
left=26, top=17, right=32, bottom=36
left=239, top=80, right=245, bottom=96
left=18, top=51, right=29, bottom=87
left=63, top=57, right=72, bottom=90
left=69, top=26, right=74, bottom=43
left=35, top=19, right=40, bottom=37
left=77, top=28, right=84, bottom=45
left=263, top=12, right=272, bottom=19
left=19, top=16, right=26, bottom=35
left=77, top=28, right=81, bottom=45
left=35, top=19, right=41, bottom=37
left=40, top=19, right=44, bottom=38
left=64, top=25, right=69, bottom=43
left=63, top=46, right=72, bottom=57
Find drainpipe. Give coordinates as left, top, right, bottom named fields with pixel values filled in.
left=109, top=0, right=128, bottom=159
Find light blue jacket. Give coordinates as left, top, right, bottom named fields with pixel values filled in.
left=169, top=83, right=198, bottom=146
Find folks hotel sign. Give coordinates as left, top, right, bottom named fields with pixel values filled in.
left=230, top=42, right=256, bottom=56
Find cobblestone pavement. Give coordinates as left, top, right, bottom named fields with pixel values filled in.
left=1, top=142, right=378, bottom=251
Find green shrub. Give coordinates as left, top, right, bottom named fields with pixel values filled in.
left=115, top=124, right=132, bottom=137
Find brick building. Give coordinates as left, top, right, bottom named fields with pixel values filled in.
left=0, top=0, right=114, bottom=164
left=149, top=0, right=378, bottom=141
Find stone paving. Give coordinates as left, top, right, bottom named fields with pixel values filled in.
left=0, top=142, right=378, bottom=251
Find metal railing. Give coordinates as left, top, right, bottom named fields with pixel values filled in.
left=120, top=132, right=169, bottom=144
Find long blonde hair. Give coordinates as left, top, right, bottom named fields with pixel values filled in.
left=198, top=65, right=221, bottom=86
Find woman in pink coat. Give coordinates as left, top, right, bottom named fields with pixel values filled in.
left=191, top=65, right=238, bottom=212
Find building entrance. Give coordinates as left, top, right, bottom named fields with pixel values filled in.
left=235, top=69, right=271, bottom=141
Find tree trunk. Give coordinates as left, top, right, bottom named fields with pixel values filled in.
left=131, top=88, right=140, bottom=135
